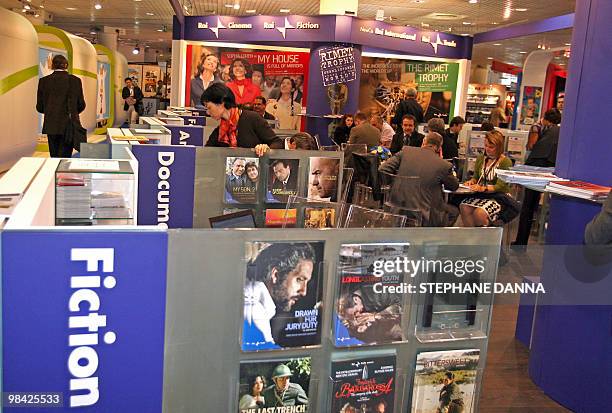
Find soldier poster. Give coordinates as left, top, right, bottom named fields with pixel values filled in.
left=242, top=241, right=325, bottom=351
left=330, top=355, right=396, bottom=413
left=334, top=243, right=410, bottom=347
left=308, top=157, right=340, bottom=202
left=266, top=159, right=300, bottom=203
left=239, top=357, right=311, bottom=413
left=225, top=157, right=260, bottom=204
left=411, top=349, right=480, bottom=413
left=304, top=208, right=336, bottom=228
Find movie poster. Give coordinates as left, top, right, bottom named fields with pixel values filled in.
left=334, top=243, right=410, bottom=347
left=225, top=156, right=260, bottom=204
left=331, top=355, right=396, bottom=413
left=359, top=58, right=459, bottom=123
left=308, top=157, right=340, bottom=202
left=267, top=159, right=300, bottom=203
left=143, top=64, right=161, bottom=97
left=304, top=208, right=336, bottom=228
left=96, top=61, right=111, bottom=121
left=411, top=349, right=480, bottom=413
left=520, top=86, right=542, bottom=125
left=239, top=357, right=311, bottom=413
left=242, top=241, right=325, bottom=351
left=127, top=64, right=143, bottom=87
left=185, top=44, right=309, bottom=129
left=265, top=209, right=297, bottom=228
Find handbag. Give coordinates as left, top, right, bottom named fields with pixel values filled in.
left=65, top=76, right=87, bottom=152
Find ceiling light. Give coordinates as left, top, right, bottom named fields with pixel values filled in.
left=412, top=0, right=425, bottom=3
left=21, top=8, right=26, bottom=12
left=246, top=9, right=256, bottom=13
left=515, top=8, right=528, bottom=12
left=90, top=29, right=97, bottom=34
left=157, top=28, right=163, bottom=32
left=39, top=4, right=44, bottom=8
left=519, top=51, right=527, bottom=54
left=24, top=4, right=31, bottom=10
left=421, top=22, right=430, bottom=27
left=225, top=4, right=233, bottom=7
left=94, top=2, right=102, bottom=10
left=503, top=5, right=512, bottom=19
left=146, top=12, right=154, bottom=15
left=487, top=57, right=494, bottom=59
left=280, top=8, right=290, bottom=13
left=468, top=0, right=478, bottom=3
left=66, top=7, right=76, bottom=10
left=34, top=12, right=39, bottom=16
left=565, top=43, right=571, bottom=46
left=493, top=43, right=502, bottom=46
left=491, top=22, right=498, bottom=25
left=461, top=33, right=470, bottom=36
left=233, top=1, right=240, bottom=9
left=462, top=21, right=472, bottom=25
left=132, top=46, right=140, bottom=55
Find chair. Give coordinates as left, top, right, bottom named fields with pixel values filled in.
left=343, top=204, right=407, bottom=228
left=341, top=143, right=368, bottom=154
left=379, top=171, right=424, bottom=227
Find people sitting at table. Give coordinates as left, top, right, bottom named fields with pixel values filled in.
left=390, top=115, right=424, bottom=154
left=201, top=83, right=283, bottom=156
left=370, top=115, right=395, bottom=148
left=349, top=111, right=382, bottom=146
left=333, top=114, right=354, bottom=145
left=378, top=132, right=459, bottom=226
left=513, top=108, right=562, bottom=246
left=443, top=116, right=465, bottom=159
left=459, top=130, right=513, bottom=227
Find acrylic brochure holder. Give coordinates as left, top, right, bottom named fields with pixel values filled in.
left=162, top=227, right=502, bottom=412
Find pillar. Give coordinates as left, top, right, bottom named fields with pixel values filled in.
left=528, top=1, right=612, bottom=411
left=98, top=31, right=117, bottom=51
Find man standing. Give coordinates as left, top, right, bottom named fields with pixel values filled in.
left=270, top=159, right=298, bottom=202
left=392, top=87, right=424, bottom=129
left=252, top=96, right=276, bottom=121
left=262, top=364, right=308, bottom=408
left=390, top=115, right=424, bottom=154
left=513, top=109, right=562, bottom=246
left=122, top=77, right=143, bottom=124
left=438, top=372, right=464, bottom=413
left=489, top=100, right=507, bottom=127
left=348, top=112, right=381, bottom=146
left=443, top=116, right=465, bottom=159
left=370, top=115, right=395, bottom=148
left=36, top=54, right=86, bottom=157
left=379, top=132, right=459, bottom=226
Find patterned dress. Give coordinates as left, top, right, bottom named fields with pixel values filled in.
left=461, top=155, right=509, bottom=222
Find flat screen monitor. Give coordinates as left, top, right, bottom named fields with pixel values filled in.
left=208, top=210, right=256, bottom=229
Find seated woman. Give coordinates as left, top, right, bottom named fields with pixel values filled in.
left=460, top=130, right=513, bottom=227
left=288, top=132, right=317, bottom=150
left=201, top=83, right=283, bottom=155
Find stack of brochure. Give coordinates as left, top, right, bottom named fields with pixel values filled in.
left=546, top=181, right=611, bottom=201
left=495, top=167, right=567, bottom=189
left=56, top=175, right=91, bottom=218
left=91, top=191, right=131, bottom=219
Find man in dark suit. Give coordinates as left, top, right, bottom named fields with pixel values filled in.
left=348, top=112, right=381, bottom=147
left=122, top=77, right=144, bottom=124
left=392, top=87, right=424, bottom=130
left=390, top=115, right=424, bottom=154
left=442, top=116, right=465, bottom=159
left=269, top=159, right=298, bottom=202
left=379, top=132, right=459, bottom=226
left=36, top=54, right=86, bottom=158
left=513, top=109, right=562, bottom=246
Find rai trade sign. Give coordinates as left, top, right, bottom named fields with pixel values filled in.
left=2, top=230, right=168, bottom=412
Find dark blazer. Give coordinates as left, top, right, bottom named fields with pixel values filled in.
left=526, top=124, right=560, bottom=167
left=392, top=98, right=424, bottom=128
left=269, top=169, right=298, bottom=201
left=122, top=86, right=144, bottom=111
left=390, top=130, right=425, bottom=154
left=585, top=195, right=612, bottom=245
left=441, top=128, right=459, bottom=159
left=205, top=109, right=284, bottom=149
left=348, top=122, right=381, bottom=146
left=36, top=71, right=85, bottom=135
left=333, top=124, right=353, bottom=145
left=379, top=146, right=459, bottom=226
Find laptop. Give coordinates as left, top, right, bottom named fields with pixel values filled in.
left=208, top=210, right=256, bottom=229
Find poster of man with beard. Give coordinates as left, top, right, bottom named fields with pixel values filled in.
left=242, top=241, right=325, bottom=351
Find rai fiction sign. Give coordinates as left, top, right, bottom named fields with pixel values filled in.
left=318, top=45, right=357, bottom=87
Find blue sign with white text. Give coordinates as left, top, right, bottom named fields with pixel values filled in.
left=166, top=124, right=204, bottom=146
left=180, top=115, right=206, bottom=126
left=2, top=231, right=168, bottom=412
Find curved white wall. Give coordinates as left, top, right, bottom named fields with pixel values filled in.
left=114, top=51, right=128, bottom=126
left=0, top=8, right=38, bottom=170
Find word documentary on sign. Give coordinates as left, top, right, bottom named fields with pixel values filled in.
left=132, top=145, right=196, bottom=228
left=318, top=45, right=357, bottom=87
left=2, top=230, right=168, bottom=412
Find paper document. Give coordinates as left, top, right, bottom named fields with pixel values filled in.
left=133, top=128, right=163, bottom=134
left=68, top=160, right=120, bottom=172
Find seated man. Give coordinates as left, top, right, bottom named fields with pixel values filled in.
left=252, top=95, right=276, bottom=120
left=348, top=111, right=382, bottom=146
left=443, top=116, right=465, bottom=159
left=370, top=115, right=395, bottom=148
left=379, top=132, right=459, bottom=226
left=390, top=114, right=424, bottom=154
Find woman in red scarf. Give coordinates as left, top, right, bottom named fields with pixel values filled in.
left=226, top=58, right=261, bottom=106
left=201, top=83, right=283, bottom=154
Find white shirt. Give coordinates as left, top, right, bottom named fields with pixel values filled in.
left=380, top=121, right=395, bottom=147
left=266, top=98, right=301, bottom=130
left=243, top=281, right=276, bottom=343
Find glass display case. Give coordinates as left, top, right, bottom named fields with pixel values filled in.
left=55, top=159, right=135, bottom=226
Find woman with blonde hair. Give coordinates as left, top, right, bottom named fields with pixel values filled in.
left=459, top=130, right=513, bottom=227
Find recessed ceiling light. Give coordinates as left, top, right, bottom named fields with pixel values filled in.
left=468, top=0, right=478, bottom=3
left=24, top=3, right=31, bottom=9
left=94, top=2, right=102, bottom=10
left=156, top=28, right=163, bottom=32
left=146, top=12, right=154, bottom=15
left=233, top=2, right=240, bottom=9
left=493, top=43, right=501, bottom=46
left=565, top=43, right=571, bottom=46
left=412, top=0, right=425, bottom=3
left=519, top=51, right=527, bottom=54
left=491, top=22, right=498, bottom=25
left=487, top=57, right=494, bottom=59
left=515, top=8, right=528, bottom=12
left=280, top=8, right=290, bottom=13
left=246, top=9, right=256, bottom=13
left=421, top=22, right=430, bottom=27
left=225, top=4, right=233, bottom=7
left=66, top=7, right=77, bottom=10
left=462, top=21, right=472, bottom=25
left=461, top=33, right=470, bottom=36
